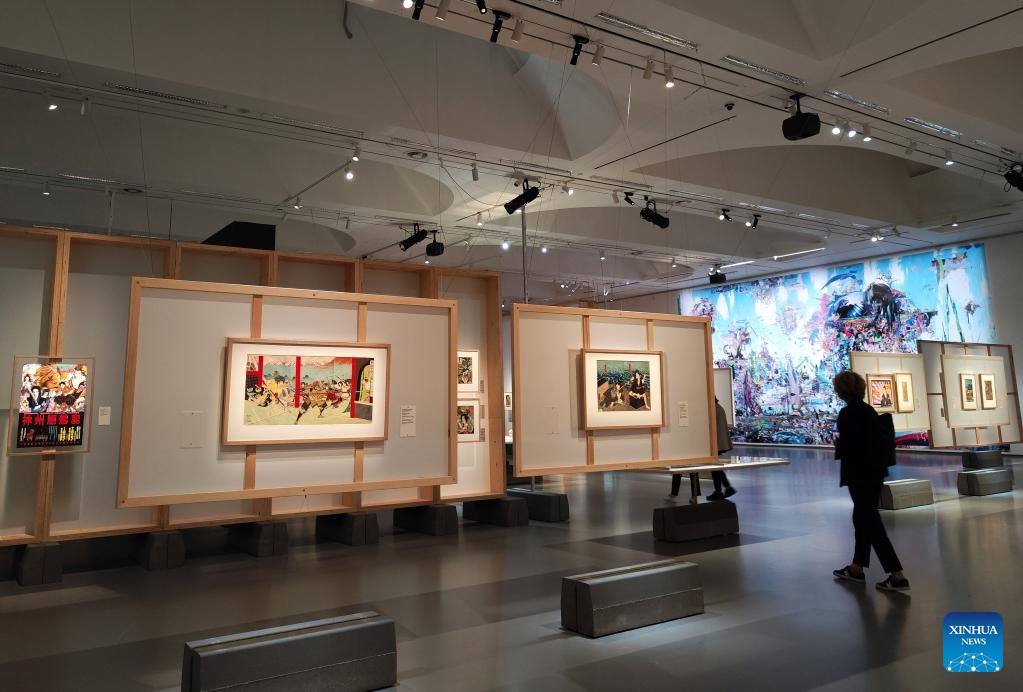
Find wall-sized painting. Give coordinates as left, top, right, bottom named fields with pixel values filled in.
left=581, top=350, right=665, bottom=430
left=223, top=339, right=389, bottom=445
left=8, top=356, right=94, bottom=456
left=682, top=243, right=994, bottom=444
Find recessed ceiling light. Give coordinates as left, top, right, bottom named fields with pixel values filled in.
left=501, top=240, right=510, bottom=250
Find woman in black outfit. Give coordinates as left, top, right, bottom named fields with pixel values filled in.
left=832, top=371, right=909, bottom=592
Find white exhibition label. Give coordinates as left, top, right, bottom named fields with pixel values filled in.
left=178, top=410, right=204, bottom=449
left=678, top=402, right=690, bottom=427
left=97, top=406, right=112, bottom=426
left=400, top=405, right=417, bottom=438
left=543, top=406, right=558, bottom=435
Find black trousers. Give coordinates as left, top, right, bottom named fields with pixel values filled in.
left=848, top=483, right=903, bottom=572
left=670, top=470, right=730, bottom=496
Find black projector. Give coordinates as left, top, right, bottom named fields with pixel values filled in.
left=426, top=240, right=445, bottom=256
left=709, top=272, right=727, bottom=285
left=782, top=111, right=821, bottom=141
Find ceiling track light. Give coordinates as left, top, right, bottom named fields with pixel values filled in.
left=541, top=245, right=548, bottom=254
left=476, top=212, right=483, bottom=227
left=569, top=35, right=589, bottom=66
left=664, top=64, right=675, bottom=88
left=42, top=181, right=51, bottom=196
left=410, top=0, right=425, bottom=20
left=862, top=124, right=872, bottom=143
left=751, top=214, right=760, bottom=228
left=434, top=0, right=450, bottom=20
left=846, top=122, right=858, bottom=138
left=640, top=198, right=669, bottom=228
left=831, top=121, right=843, bottom=136
left=905, top=140, right=917, bottom=156
left=351, top=144, right=361, bottom=162
left=670, top=258, right=678, bottom=268
left=402, top=0, right=413, bottom=8
left=623, top=191, right=635, bottom=206
left=80, top=98, right=90, bottom=116
left=471, top=162, right=479, bottom=181
left=399, top=224, right=429, bottom=251
left=501, top=239, right=510, bottom=250
left=612, top=190, right=620, bottom=204
left=562, top=180, right=574, bottom=195
left=719, top=208, right=731, bottom=221
left=475, top=0, right=488, bottom=14
left=944, top=149, right=954, bottom=166
left=511, top=17, right=524, bottom=42
left=503, top=180, right=539, bottom=214
left=490, top=10, right=510, bottom=42
left=599, top=250, right=607, bottom=261
left=292, top=196, right=302, bottom=210
left=344, top=163, right=354, bottom=181
left=643, top=59, right=654, bottom=80
left=591, top=44, right=605, bottom=66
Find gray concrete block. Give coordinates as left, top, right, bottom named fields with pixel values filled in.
left=135, top=530, right=186, bottom=570
left=230, top=522, right=289, bottom=557
left=957, top=468, right=1014, bottom=496
left=961, top=450, right=1004, bottom=469
left=653, top=501, right=739, bottom=542
left=16, top=542, right=63, bottom=586
left=507, top=488, right=570, bottom=522
left=463, top=497, right=530, bottom=526
left=880, top=479, right=934, bottom=510
left=393, top=505, right=458, bottom=536
left=561, top=559, right=704, bottom=638
left=182, top=611, right=396, bottom=692
left=316, top=512, right=380, bottom=546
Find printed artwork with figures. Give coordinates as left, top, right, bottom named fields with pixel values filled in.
left=683, top=244, right=994, bottom=445
left=596, top=360, right=652, bottom=412
left=243, top=355, right=374, bottom=426
left=15, top=361, right=89, bottom=449
left=867, top=375, right=896, bottom=413
left=457, top=357, right=474, bottom=385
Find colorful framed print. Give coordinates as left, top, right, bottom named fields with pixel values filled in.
left=457, top=349, right=480, bottom=393
left=456, top=398, right=481, bottom=442
left=223, top=339, right=390, bottom=445
left=8, top=355, right=94, bottom=456
left=979, top=373, right=997, bottom=410
left=581, top=350, right=665, bottom=430
left=866, top=374, right=896, bottom=413
left=893, top=372, right=915, bottom=413
left=959, top=373, right=978, bottom=411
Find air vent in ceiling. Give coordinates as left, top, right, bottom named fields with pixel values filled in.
left=389, top=137, right=478, bottom=159
left=59, top=172, right=121, bottom=184
left=0, top=62, right=61, bottom=78
left=720, top=56, right=805, bottom=85
left=670, top=189, right=722, bottom=202
left=177, top=189, right=263, bottom=204
left=590, top=175, right=653, bottom=189
left=594, top=12, right=698, bottom=51
left=738, top=201, right=787, bottom=213
left=824, top=90, right=889, bottom=115
left=103, top=81, right=228, bottom=108
left=259, top=113, right=363, bottom=137
left=499, top=159, right=572, bottom=176
left=903, top=116, right=961, bottom=138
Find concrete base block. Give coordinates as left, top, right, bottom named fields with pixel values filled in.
left=957, top=468, right=1013, bottom=496
left=561, top=559, right=704, bottom=638
left=507, top=488, right=570, bottom=522
left=462, top=497, right=530, bottom=527
left=316, top=513, right=380, bottom=546
left=393, top=505, right=458, bottom=536
left=182, top=611, right=396, bottom=692
left=230, top=522, right=288, bottom=557
left=136, top=530, right=186, bottom=570
left=880, top=479, right=934, bottom=510
left=653, top=502, right=739, bottom=542
left=17, top=542, right=63, bottom=586
left=961, top=450, right=1004, bottom=469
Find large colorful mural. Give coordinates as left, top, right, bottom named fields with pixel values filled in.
left=681, top=243, right=994, bottom=444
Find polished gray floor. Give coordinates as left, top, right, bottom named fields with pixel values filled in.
left=0, top=447, right=1019, bottom=691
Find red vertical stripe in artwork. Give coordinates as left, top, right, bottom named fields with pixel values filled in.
left=294, top=356, right=302, bottom=408
left=350, top=359, right=357, bottom=419
left=257, top=355, right=264, bottom=387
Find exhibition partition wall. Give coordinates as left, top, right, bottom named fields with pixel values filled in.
left=0, top=226, right=505, bottom=547
left=512, top=304, right=716, bottom=475
left=849, top=352, right=929, bottom=432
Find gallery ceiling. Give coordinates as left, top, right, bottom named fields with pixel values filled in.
left=0, top=0, right=1021, bottom=303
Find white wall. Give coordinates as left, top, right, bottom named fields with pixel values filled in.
left=601, top=292, right=680, bottom=315
left=983, top=231, right=1023, bottom=452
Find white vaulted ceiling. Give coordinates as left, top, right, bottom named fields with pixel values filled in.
left=0, top=0, right=1021, bottom=303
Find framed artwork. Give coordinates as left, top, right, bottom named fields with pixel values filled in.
left=893, top=372, right=915, bottom=413
left=8, top=355, right=94, bottom=456
left=223, top=339, right=390, bottom=445
left=457, top=349, right=480, bottom=393
left=959, top=373, right=978, bottom=411
left=866, top=374, right=896, bottom=413
left=979, top=373, right=998, bottom=410
left=456, top=398, right=481, bottom=442
left=581, top=350, right=665, bottom=430
left=504, top=391, right=513, bottom=409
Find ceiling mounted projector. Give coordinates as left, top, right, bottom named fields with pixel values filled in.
left=425, top=231, right=444, bottom=257
left=782, top=94, right=820, bottom=141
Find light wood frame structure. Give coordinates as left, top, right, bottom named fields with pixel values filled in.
left=0, top=225, right=506, bottom=547
left=512, top=304, right=716, bottom=476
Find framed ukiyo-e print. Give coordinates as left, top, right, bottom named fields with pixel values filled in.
left=581, top=350, right=665, bottom=430
left=865, top=374, right=896, bottom=413
left=893, top=372, right=915, bottom=413
left=456, top=398, right=481, bottom=442
left=979, top=373, right=998, bottom=410
left=959, top=373, right=978, bottom=411
left=457, top=349, right=480, bottom=393
left=8, top=355, right=94, bottom=456
left=223, top=338, right=390, bottom=445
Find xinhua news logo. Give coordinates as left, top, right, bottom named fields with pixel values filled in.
left=943, top=612, right=1003, bottom=672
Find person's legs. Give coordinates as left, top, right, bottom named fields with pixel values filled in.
left=711, top=471, right=725, bottom=493
left=670, top=473, right=682, bottom=497
left=848, top=485, right=873, bottom=570
left=861, top=483, right=904, bottom=575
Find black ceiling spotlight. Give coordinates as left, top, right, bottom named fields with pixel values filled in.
left=718, top=208, right=731, bottom=221
left=398, top=223, right=429, bottom=251
left=411, top=0, right=425, bottom=20
left=569, top=35, right=589, bottom=66
left=425, top=230, right=445, bottom=257
left=640, top=198, right=670, bottom=229
left=490, top=10, right=510, bottom=42
left=708, top=264, right=727, bottom=285
left=475, top=0, right=488, bottom=14
left=1005, top=163, right=1023, bottom=193
left=745, top=214, right=760, bottom=228
left=782, top=93, right=821, bottom=141
left=504, top=180, right=540, bottom=214
left=623, top=191, right=636, bottom=206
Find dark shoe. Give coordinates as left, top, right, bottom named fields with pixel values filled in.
left=876, top=575, right=910, bottom=592
left=833, top=566, right=865, bottom=584
left=723, top=486, right=736, bottom=498
left=706, top=491, right=725, bottom=501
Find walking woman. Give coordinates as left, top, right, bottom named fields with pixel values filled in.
left=831, top=371, right=910, bottom=592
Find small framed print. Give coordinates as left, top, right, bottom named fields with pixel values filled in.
left=504, top=391, right=513, bottom=410
left=959, top=373, right=978, bottom=411
left=979, top=373, right=997, bottom=410
left=581, top=350, right=665, bottom=430
left=893, top=372, right=915, bottom=413
left=456, top=398, right=481, bottom=442
left=8, top=355, right=94, bottom=456
left=457, top=350, right=480, bottom=393
left=866, top=374, right=896, bottom=413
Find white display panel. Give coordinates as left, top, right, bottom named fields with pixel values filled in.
left=849, top=352, right=930, bottom=433
left=713, top=368, right=735, bottom=427
left=653, top=322, right=713, bottom=462
left=941, top=354, right=1010, bottom=428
